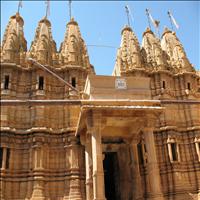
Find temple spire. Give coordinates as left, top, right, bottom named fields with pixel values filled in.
left=142, top=27, right=167, bottom=70
left=59, top=17, right=92, bottom=71
left=29, top=17, right=57, bottom=65
left=161, top=27, right=194, bottom=72
left=113, top=25, right=143, bottom=76
left=1, top=13, right=27, bottom=64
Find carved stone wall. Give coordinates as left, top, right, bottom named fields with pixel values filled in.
left=1, top=11, right=200, bottom=200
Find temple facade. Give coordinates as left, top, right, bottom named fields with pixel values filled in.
left=0, top=11, right=200, bottom=200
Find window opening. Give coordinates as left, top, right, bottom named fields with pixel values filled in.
left=72, top=77, right=76, bottom=88
left=171, top=143, right=178, bottom=161
left=187, top=82, right=191, bottom=90
left=6, top=148, right=10, bottom=169
left=4, top=75, right=9, bottom=89
left=38, top=76, right=44, bottom=90
left=162, top=81, right=166, bottom=89
left=0, top=147, right=3, bottom=168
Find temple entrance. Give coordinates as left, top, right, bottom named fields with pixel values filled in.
left=103, top=152, right=120, bottom=200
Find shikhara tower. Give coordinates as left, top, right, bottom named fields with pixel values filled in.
left=1, top=5, right=200, bottom=200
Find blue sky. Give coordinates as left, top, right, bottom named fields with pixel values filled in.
left=1, top=1, right=199, bottom=75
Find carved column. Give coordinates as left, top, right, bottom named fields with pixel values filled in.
left=144, top=125, right=164, bottom=200
left=85, top=132, right=93, bottom=200
left=68, top=135, right=82, bottom=200
left=63, top=137, right=70, bottom=200
left=130, top=139, right=144, bottom=200
left=30, top=142, right=45, bottom=200
left=26, top=147, right=33, bottom=200
left=91, top=126, right=106, bottom=200
left=1, top=147, right=7, bottom=170
left=86, top=111, right=106, bottom=200
left=0, top=148, right=6, bottom=200
left=0, top=178, right=4, bottom=200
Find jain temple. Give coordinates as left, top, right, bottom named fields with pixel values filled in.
left=0, top=5, right=200, bottom=200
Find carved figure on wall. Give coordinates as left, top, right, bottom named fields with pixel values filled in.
left=131, top=53, right=141, bottom=68
left=37, top=35, right=48, bottom=63
left=3, top=31, right=18, bottom=61
left=173, top=45, right=190, bottom=69
left=154, top=44, right=164, bottom=66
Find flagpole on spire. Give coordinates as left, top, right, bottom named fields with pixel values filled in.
left=145, top=8, right=160, bottom=38
left=145, top=9, right=152, bottom=29
left=17, top=0, right=23, bottom=14
left=167, top=10, right=179, bottom=31
left=125, top=5, right=130, bottom=26
left=45, top=0, right=50, bottom=19
left=69, top=0, right=72, bottom=20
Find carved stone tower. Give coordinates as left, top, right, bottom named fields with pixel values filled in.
left=1, top=12, right=27, bottom=65
left=113, top=25, right=144, bottom=76
left=29, top=18, right=57, bottom=66
left=161, top=27, right=194, bottom=73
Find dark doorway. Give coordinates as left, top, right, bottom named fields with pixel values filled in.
left=103, top=152, right=120, bottom=200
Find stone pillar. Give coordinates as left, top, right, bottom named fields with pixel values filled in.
left=85, top=132, right=93, bottom=200
left=2, top=147, right=7, bottom=170
left=167, top=142, right=173, bottom=162
left=144, top=127, right=164, bottom=200
left=26, top=148, right=33, bottom=200
left=130, top=140, right=144, bottom=200
left=68, top=136, right=82, bottom=200
left=63, top=138, right=70, bottom=200
left=91, top=126, right=106, bottom=200
left=0, top=148, right=6, bottom=200
left=30, top=143, right=45, bottom=200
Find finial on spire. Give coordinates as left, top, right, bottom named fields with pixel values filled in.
left=167, top=10, right=179, bottom=31
left=45, top=0, right=50, bottom=19
left=69, top=0, right=72, bottom=20
left=145, top=8, right=160, bottom=38
left=17, top=0, right=23, bottom=14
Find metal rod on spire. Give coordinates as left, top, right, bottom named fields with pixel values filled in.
left=167, top=10, right=179, bottom=31
left=69, top=0, right=72, bottom=20
left=17, top=0, right=23, bottom=14
left=125, top=5, right=130, bottom=26
left=45, top=0, right=50, bottom=19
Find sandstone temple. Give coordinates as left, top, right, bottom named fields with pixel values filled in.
left=0, top=10, right=200, bottom=200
